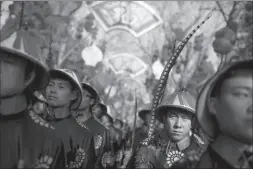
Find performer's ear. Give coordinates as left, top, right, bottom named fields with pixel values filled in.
left=189, top=130, right=192, bottom=136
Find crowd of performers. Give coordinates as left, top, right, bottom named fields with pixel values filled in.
left=0, top=16, right=252, bottom=169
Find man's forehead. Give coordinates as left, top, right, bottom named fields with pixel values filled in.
left=49, top=78, right=71, bottom=85
left=222, top=76, right=252, bottom=90
left=165, top=110, right=192, bottom=117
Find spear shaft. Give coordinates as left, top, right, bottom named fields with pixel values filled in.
left=131, top=89, right=138, bottom=150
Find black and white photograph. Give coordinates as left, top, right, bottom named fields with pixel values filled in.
left=0, top=1, right=252, bottom=169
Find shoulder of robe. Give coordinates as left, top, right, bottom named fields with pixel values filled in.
left=27, top=109, right=55, bottom=130
left=135, top=145, right=156, bottom=169
left=196, top=148, right=214, bottom=168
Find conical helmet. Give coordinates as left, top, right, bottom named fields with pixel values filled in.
left=138, top=103, right=152, bottom=121
left=0, top=30, right=49, bottom=91
left=155, top=88, right=196, bottom=123
left=48, top=69, right=82, bottom=110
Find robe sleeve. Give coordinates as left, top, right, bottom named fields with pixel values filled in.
left=134, top=145, right=156, bottom=169
left=34, top=136, right=65, bottom=169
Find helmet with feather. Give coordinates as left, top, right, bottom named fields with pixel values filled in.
left=155, top=88, right=197, bottom=128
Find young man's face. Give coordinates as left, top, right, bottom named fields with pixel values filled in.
left=209, top=70, right=253, bottom=144
left=0, top=54, right=34, bottom=97
left=79, top=89, right=94, bottom=110
left=45, top=78, right=77, bottom=108
left=164, top=111, right=192, bottom=142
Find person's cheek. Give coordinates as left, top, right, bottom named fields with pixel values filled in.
left=167, top=119, right=174, bottom=131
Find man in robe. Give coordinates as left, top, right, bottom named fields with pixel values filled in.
left=196, top=59, right=253, bottom=169
left=44, top=69, right=95, bottom=169
left=75, top=82, right=111, bottom=169
left=0, top=46, right=64, bottom=168
left=134, top=89, right=205, bottom=168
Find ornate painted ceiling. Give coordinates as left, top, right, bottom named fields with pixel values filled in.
left=89, top=1, right=163, bottom=38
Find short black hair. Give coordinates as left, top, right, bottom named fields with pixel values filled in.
left=211, top=65, right=252, bottom=97
left=163, top=108, right=196, bottom=128
left=164, top=108, right=195, bottom=120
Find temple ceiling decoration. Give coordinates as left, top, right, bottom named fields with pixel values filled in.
left=89, top=1, right=163, bottom=37
left=105, top=53, right=148, bottom=78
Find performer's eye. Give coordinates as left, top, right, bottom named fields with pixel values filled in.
left=168, top=114, right=177, bottom=118
left=59, top=85, right=65, bottom=89
left=232, top=91, right=249, bottom=98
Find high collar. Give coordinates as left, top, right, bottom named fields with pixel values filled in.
left=211, top=134, right=251, bottom=168
left=0, top=95, right=27, bottom=115
left=176, top=135, right=191, bottom=151
left=47, top=105, right=72, bottom=119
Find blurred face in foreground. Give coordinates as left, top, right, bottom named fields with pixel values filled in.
left=0, top=54, right=35, bottom=98
left=209, top=69, right=253, bottom=144
left=46, top=78, right=77, bottom=108
left=164, top=109, right=192, bottom=142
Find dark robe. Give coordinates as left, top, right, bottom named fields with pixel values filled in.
left=196, top=146, right=235, bottom=169
left=82, top=116, right=112, bottom=169
left=48, top=115, right=95, bottom=169
left=0, top=95, right=64, bottom=168
left=196, top=135, right=252, bottom=169
left=133, top=130, right=205, bottom=169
